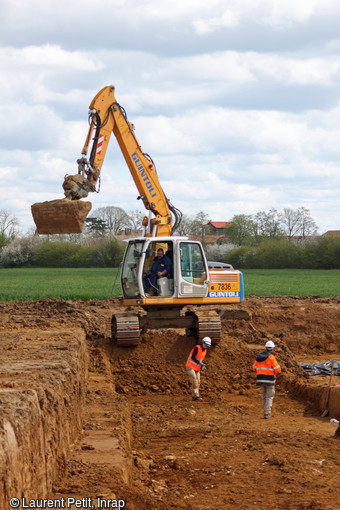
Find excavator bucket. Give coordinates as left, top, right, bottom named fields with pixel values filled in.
left=31, top=199, right=92, bottom=234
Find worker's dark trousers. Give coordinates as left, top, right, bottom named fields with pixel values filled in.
left=143, top=272, right=157, bottom=290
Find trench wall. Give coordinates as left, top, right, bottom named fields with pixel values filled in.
left=0, top=326, right=88, bottom=507
left=283, top=376, right=340, bottom=419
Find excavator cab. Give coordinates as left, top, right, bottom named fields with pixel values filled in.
left=114, top=235, right=244, bottom=347
left=120, top=236, right=210, bottom=303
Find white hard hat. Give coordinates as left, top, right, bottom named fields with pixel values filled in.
left=202, top=337, right=212, bottom=347
left=265, top=340, right=275, bottom=350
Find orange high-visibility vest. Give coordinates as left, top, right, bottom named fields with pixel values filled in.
left=252, top=352, right=281, bottom=385
left=186, top=345, right=207, bottom=372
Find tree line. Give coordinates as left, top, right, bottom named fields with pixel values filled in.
left=0, top=207, right=339, bottom=269
left=224, top=207, right=318, bottom=245
left=226, top=237, right=340, bottom=269
left=84, top=207, right=145, bottom=237
left=218, top=208, right=339, bottom=269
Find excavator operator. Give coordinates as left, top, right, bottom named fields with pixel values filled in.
left=143, top=248, right=172, bottom=295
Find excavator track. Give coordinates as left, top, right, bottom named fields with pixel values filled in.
left=111, top=313, right=140, bottom=347
left=185, top=310, right=222, bottom=345
left=196, top=310, right=221, bottom=345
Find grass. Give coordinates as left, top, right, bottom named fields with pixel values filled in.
left=242, top=269, right=340, bottom=298
left=0, top=267, right=338, bottom=301
left=0, top=267, right=122, bottom=301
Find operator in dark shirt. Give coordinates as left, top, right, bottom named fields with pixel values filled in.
left=143, top=248, right=172, bottom=294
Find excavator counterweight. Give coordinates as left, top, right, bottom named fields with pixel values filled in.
left=31, top=199, right=92, bottom=234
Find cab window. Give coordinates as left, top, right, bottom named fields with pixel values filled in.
left=121, top=241, right=143, bottom=298
left=180, top=243, right=205, bottom=283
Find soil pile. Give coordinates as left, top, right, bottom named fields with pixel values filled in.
left=0, top=295, right=339, bottom=509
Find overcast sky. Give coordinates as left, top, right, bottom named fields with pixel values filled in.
left=1, top=0, right=340, bottom=235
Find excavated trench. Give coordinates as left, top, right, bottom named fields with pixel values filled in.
left=0, top=296, right=339, bottom=510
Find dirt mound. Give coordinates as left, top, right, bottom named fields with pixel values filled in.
left=110, top=296, right=340, bottom=402
left=0, top=295, right=340, bottom=509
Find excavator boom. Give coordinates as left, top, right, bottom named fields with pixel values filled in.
left=31, top=85, right=180, bottom=236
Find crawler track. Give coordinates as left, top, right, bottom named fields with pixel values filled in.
left=112, top=313, right=140, bottom=346
left=195, top=309, right=222, bottom=344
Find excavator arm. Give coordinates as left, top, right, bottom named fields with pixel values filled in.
left=32, top=85, right=181, bottom=236
left=31, top=86, right=245, bottom=348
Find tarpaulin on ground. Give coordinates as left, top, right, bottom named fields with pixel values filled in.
left=300, top=360, right=340, bottom=376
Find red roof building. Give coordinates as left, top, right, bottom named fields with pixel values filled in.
left=323, top=230, right=340, bottom=237
left=208, top=221, right=232, bottom=235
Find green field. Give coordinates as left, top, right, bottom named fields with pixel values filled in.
left=0, top=267, right=338, bottom=301
left=242, top=269, right=339, bottom=298
left=0, top=267, right=121, bottom=301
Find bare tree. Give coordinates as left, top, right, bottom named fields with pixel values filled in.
left=281, top=207, right=318, bottom=240
left=297, top=207, right=318, bottom=238
left=281, top=208, right=301, bottom=241
left=190, top=211, right=211, bottom=245
left=90, top=206, right=131, bottom=235
left=127, top=209, right=144, bottom=230
left=254, top=208, right=283, bottom=239
left=0, top=210, right=19, bottom=238
left=173, top=214, right=194, bottom=236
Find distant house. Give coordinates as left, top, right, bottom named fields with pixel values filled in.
left=323, top=230, right=340, bottom=237
left=208, top=221, right=232, bottom=235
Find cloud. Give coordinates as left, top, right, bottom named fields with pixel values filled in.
left=0, top=0, right=340, bottom=236
left=193, top=9, right=240, bottom=35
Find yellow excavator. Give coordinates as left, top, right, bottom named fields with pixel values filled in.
left=31, top=85, right=245, bottom=346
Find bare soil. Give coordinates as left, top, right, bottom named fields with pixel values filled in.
left=1, top=295, right=340, bottom=510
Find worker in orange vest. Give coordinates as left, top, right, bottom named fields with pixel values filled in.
left=252, top=340, right=281, bottom=419
left=186, top=337, right=211, bottom=401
